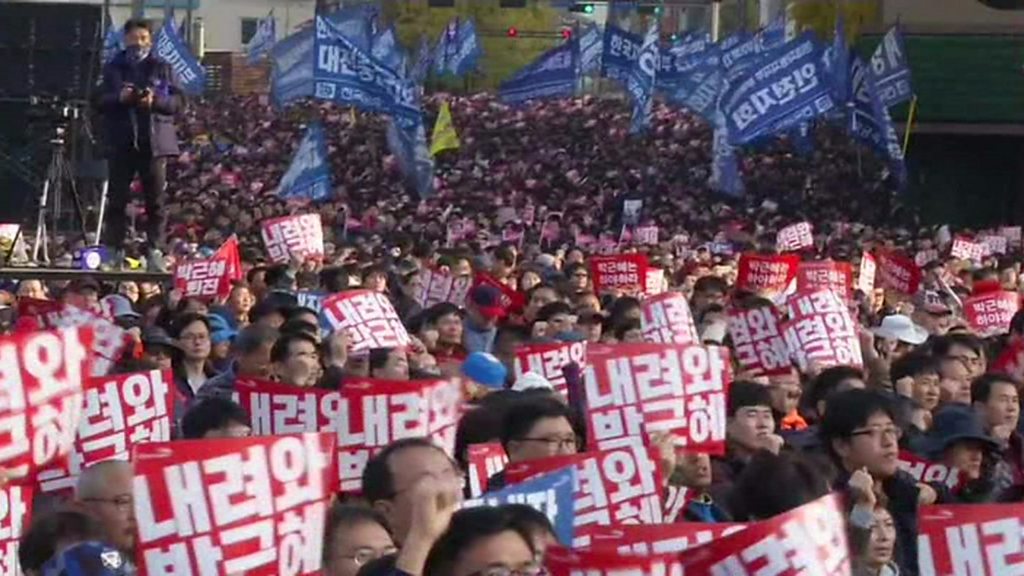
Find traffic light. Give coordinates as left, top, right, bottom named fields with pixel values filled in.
left=507, top=26, right=519, bottom=37
left=561, top=27, right=573, bottom=39
left=569, top=2, right=595, bottom=13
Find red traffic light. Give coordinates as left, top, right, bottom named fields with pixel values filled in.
left=507, top=26, right=519, bottom=37
left=561, top=27, right=573, bottom=39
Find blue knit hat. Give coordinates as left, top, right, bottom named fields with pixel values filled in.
left=462, top=352, right=507, bottom=389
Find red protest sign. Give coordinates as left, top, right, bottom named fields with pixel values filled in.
left=321, top=290, right=411, bottom=353
left=736, top=253, right=799, bottom=296
left=857, top=251, right=876, bottom=294
left=260, top=214, right=325, bottom=265
left=590, top=254, right=649, bottom=295
left=677, top=494, right=849, bottom=575
left=219, top=171, right=239, bottom=188
left=583, top=343, right=730, bottom=454
left=727, top=306, right=791, bottom=376
left=236, top=377, right=461, bottom=492
left=473, top=272, right=526, bottom=315
left=512, top=341, right=587, bottom=398
left=587, top=522, right=747, bottom=555
left=132, top=433, right=336, bottom=575
left=504, top=445, right=665, bottom=546
left=964, top=291, right=1019, bottom=337
left=644, top=268, right=666, bottom=296
left=546, top=547, right=682, bottom=576
left=18, top=301, right=129, bottom=377
left=782, top=289, right=863, bottom=371
left=416, top=268, right=473, bottom=309
left=1, top=484, right=32, bottom=572
left=796, top=261, right=852, bottom=303
left=776, top=222, right=814, bottom=252
left=951, top=236, right=985, bottom=261
left=466, top=442, right=508, bottom=498
left=0, top=327, right=91, bottom=480
left=875, top=250, right=921, bottom=295
left=173, top=236, right=242, bottom=300
left=36, top=369, right=174, bottom=495
left=640, top=293, right=698, bottom=345
left=980, top=235, right=1008, bottom=256
left=915, top=249, right=939, bottom=267
left=918, top=503, right=1024, bottom=575
left=897, top=450, right=962, bottom=490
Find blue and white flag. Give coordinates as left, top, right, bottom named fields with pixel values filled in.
left=626, top=22, right=659, bottom=135
left=434, top=18, right=461, bottom=75
left=870, top=25, right=913, bottom=108
left=657, top=32, right=710, bottom=89
left=710, top=112, right=744, bottom=197
left=436, top=18, right=481, bottom=77
left=411, top=35, right=433, bottom=82
left=270, top=27, right=314, bottom=107
left=719, top=33, right=836, bottom=145
left=829, top=14, right=850, bottom=107
left=246, top=12, right=276, bottom=65
left=462, top=467, right=576, bottom=546
left=324, top=3, right=377, bottom=52
left=386, top=119, right=435, bottom=200
left=313, top=15, right=421, bottom=128
left=671, top=57, right=722, bottom=123
left=277, top=123, right=331, bottom=202
left=719, top=31, right=750, bottom=52
left=600, top=24, right=642, bottom=84
left=154, top=19, right=206, bottom=95
left=579, top=24, right=603, bottom=75
left=372, top=27, right=407, bottom=77
left=759, top=16, right=786, bottom=49
left=102, top=12, right=123, bottom=64
left=499, top=38, right=578, bottom=105
left=850, top=57, right=906, bottom=182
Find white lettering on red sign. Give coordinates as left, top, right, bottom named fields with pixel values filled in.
left=641, top=293, right=698, bottom=345
left=320, top=290, right=411, bottom=353
left=260, top=214, right=325, bottom=265
left=918, top=504, right=1024, bottom=576
left=776, top=222, right=814, bottom=252
left=513, top=342, right=587, bottom=398
left=0, top=484, right=32, bottom=576
left=416, top=269, right=473, bottom=309
left=727, top=306, right=791, bottom=376
left=782, top=290, right=863, bottom=371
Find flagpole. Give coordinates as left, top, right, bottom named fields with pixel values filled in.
left=902, top=94, right=918, bottom=156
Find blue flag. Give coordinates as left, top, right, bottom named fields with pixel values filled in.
left=434, top=18, right=461, bottom=75
left=499, top=39, right=578, bottom=105
left=276, top=123, right=331, bottom=202
left=850, top=57, right=906, bottom=183
left=671, top=58, right=722, bottom=123
left=829, top=14, right=850, bottom=107
left=154, top=19, right=205, bottom=96
left=710, top=111, right=744, bottom=197
left=372, top=27, right=407, bottom=77
left=719, top=33, right=836, bottom=145
left=247, top=12, right=276, bottom=65
left=870, top=25, right=913, bottom=108
left=719, top=31, right=750, bottom=51
left=386, top=119, right=435, bottom=200
left=626, top=22, right=658, bottom=135
left=600, top=25, right=642, bottom=84
left=411, top=35, right=433, bottom=82
left=270, top=27, right=314, bottom=107
left=435, top=18, right=481, bottom=77
left=313, top=15, right=421, bottom=128
left=324, top=3, right=377, bottom=52
left=462, top=467, right=576, bottom=546
left=102, top=12, right=123, bottom=64
left=657, top=32, right=710, bottom=90
left=579, top=24, right=603, bottom=75
left=759, top=16, right=786, bottom=49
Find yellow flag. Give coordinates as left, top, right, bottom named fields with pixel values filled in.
left=430, top=101, right=460, bottom=157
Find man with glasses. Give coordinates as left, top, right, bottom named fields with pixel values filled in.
left=488, top=396, right=581, bottom=491
left=75, top=461, right=137, bottom=562
left=932, top=333, right=987, bottom=381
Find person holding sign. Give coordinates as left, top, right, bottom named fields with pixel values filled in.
left=422, top=507, right=540, bottom=576
left=489, top=397, right=581, bottom=491
left=323, top=505, right=397, bottom=576
left=971, top=374, right=1024, bottom=495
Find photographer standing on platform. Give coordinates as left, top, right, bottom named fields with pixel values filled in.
left=99, top=19, right=183, bottom=270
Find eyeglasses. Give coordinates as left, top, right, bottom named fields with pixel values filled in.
left=83, top=495, right=134, bottom=512
left=850, top=427, right=902, bottom=441
left=517, top=436, right=578, bottom=451
left=339, top=547, right=399, bottom=566
left=466, top=565, right=546, bottom=576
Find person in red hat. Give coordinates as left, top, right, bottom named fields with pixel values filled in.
left=463, top=285, right=503, bottom=354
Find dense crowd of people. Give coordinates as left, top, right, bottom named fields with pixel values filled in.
left=4, top=92, right=1023, bottom=576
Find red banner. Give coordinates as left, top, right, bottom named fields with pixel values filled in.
left=782, top=290, right=863, bottom=371
left=951, top=236, right=985, bottom=261
left=640, top=293, right=698, bottom=345
left=587, top=522, right=747, bottom=555
left=260, top=214, right=325, bottom=265
left=36, top=369, right=174, bottom=494
left=415, top=268, right=473, bottom=309
left=504, top=445, right=664, bottom=545
left=590, top=254, right=649, bottom=295
left=918, top=503, right=1024, bottom=575
left=546, top=547, right=682, bottom=576
left=512, top=341, right=587, bottom=398
left=236, top=377, right=461, bottom=492
left=796, top=261, right=852, bottom=302
left=875, top=250, right=921, bottom=295
left=776, top=222, right=814, bottom=252
left=857, top=251, right=876, bottom=294
left=915, top=249, right=939, bottom=267
left=173, top=236, right=242, bottom=300
left=473, top=272, right=526, bottom=315
left=466, top=442, right=508, bottom=498
left=320, top=290, right=411, bottom=353
left=583, top=344, right=730, bottom=454
left=897, top=450, right=962, bottom=490
left=677, top=494, right=849, bottom=575
left=727, top=306, right=791, bottom=376
left=18, top=301, right=128, bottom=377
left=964, top=291, right=1020, bottom=337
left=0, top=484, right=32, bottom=572
left=0, top=327, right=91, bottom=479
left=132, top=433, right=336, bottom=575
left=736, top=253, right=799, bottom=296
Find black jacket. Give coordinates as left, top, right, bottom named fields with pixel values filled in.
left=836, top=469, right=920, bottom=576
left=99, top=51, right=183, bottom=157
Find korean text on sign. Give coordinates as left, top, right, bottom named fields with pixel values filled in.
left=0, top=327, right=90, bottom=479
left=513, top=341, right=587, bottom=398
left=736, top=253, right=799, bottom=295
left=45, top=304, right=129, bottom=378
left=678, top=494, right=849, bottom=575
left=174, top=258, right=229, bottom=299
left=897, top=450, right=961, bottom=490
left=416, top=268, right=473, bottom=309
left=590, top=254, right=649, bottom=295
left=504, top=444, right=664, bottom=546
left=782, top=289, right=863, bottom=371
left=260, top=214, right=325, bottom=265
left=776, top=221, right=814, bottom=252
left=858, top=252, right=876, bottom=293
left=634, top=226, right=659, bottom=245
left=132, top=433, right=337, bottom=576
left=640, top=292, right=698, bottom=345
left=1, top=484, right=32, bottom=576
left=466, top=442, right=509, bottom=498
left=727, top=306, right=791, bottom=376
left=321, top=290, right=411, bottom=352
left=463, top=467, right=576, bottom=546
left=37, top=369, right=174, bottom=495
left=587, top=522, right=747, bottom=555
left=583, top=344, right=730, bottom=454
left=874, top=250, right=921, bottom=295
left=950, top=236, right=985, bottom=262
left=545, top=546, right=682, bottom=576
left=964, top=291, right=1019, bottom=337
left=918, top=504, right=1024, bottom=576
left=979, top=235, right=1007, bottom=256
left=796, top=261, right=852, bottom=302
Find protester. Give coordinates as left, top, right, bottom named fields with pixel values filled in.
left=323, top=505, right=397, bottom=576
left=422, top=507, right=539, bottom=576
left=74, top=461, right=137, bottom=559
left=180, top=397, right=252, bottom=439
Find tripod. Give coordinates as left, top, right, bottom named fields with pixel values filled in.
left=31, top=126, right=88, bottom=264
